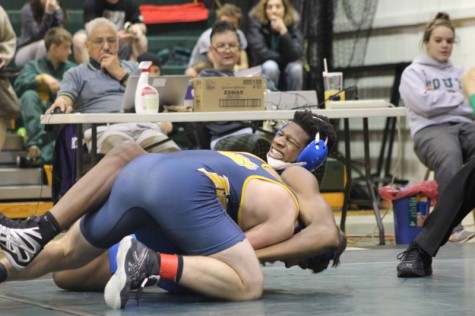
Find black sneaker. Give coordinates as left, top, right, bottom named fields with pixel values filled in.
left=0, top=214, right=45, bottom=270
left=396, top=243, right=433, bottom=278
left=104, top=236, right=159, bottom=309
left=16, top=156, right=42, bottom=168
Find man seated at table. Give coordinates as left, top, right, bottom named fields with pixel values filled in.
left=198, top=20, right=277, bottom=150
left=46, top=17, right=178, bottom=154
left=185, top=3, right=249, bottom=77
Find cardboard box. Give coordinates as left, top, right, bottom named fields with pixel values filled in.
left=192, top=77, right=266, bottom=112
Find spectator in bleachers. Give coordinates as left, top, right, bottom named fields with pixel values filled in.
left=14, top=27, right=75, bottom=166
left=46, top=17, right=177, bottom=154
left=15, top=0, right=67, bottom=68
left=185, top=3, right=248, bottom=77
left=72, top=0, right=147, bottom=64
left=399, top=12, right=475, bottom=243
left=247, top=0, right=304, bottom=91
left=0, top=5, right=20, bottom=150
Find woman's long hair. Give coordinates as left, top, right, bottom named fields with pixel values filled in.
left=249, top=0, right=299, bottom=26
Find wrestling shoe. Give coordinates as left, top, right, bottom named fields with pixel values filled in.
left=397, top=242, right=432, bottom=278
left=0, top=213, right=59, bottom=270
left=104, top=236, right=159, bottom=309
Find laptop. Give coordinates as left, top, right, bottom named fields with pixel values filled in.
left=121, top=75, right=192, bottom=112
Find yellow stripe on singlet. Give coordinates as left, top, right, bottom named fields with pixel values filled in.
left=199, top=151, right=300, bottom=227
left=198, top=168, right=230, bottom=209
left=219, top=151, right=300, bottom=226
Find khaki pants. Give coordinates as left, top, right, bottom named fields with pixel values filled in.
left=84, top=123, right=180, bottom=154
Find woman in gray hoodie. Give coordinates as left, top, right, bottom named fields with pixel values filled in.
left=399, top=12, right=475, bottom=243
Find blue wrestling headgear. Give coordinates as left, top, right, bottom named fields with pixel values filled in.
left=296, top=132, right=328, bottom=171
left=275, top=123, right=328, bottom=171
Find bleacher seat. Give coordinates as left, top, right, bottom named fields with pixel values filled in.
left=4, top=0, right=216, bottom=75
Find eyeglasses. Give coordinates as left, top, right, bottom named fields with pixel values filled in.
left=212, top=43, right=240, bottom=53
left=90, top=38, right=118, bottom=47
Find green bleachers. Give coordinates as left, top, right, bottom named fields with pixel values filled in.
left=3, top=0, right=215, bottom=75
left=7, top=10, right=83, bottom=38
left=3, top=0, right=80, bottom=11
left=2, top=0, right=199, bottom=15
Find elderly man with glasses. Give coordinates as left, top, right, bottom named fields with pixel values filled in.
left=46, top=17, right=178, bottom=155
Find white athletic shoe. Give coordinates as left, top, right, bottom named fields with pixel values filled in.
left=0, top=214, right=44, bottom=270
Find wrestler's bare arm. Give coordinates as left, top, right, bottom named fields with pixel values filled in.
left=242, top=179, right=297, bottom=250
left=255, top=166, right=340, bottom=263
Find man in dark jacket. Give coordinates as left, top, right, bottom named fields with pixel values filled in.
left=247, top=0, right=304, bottom=91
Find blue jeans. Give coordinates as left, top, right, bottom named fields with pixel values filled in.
left=261, top=60, right=303, bottom=91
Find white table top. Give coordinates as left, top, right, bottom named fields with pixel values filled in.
left=41, top=107, right=406, bottom=125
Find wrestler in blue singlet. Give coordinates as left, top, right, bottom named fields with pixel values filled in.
left=80, top=150, right=299, bottom=259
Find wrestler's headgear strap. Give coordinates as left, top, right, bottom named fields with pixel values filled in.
left=275, top=122, right=328, bottom=171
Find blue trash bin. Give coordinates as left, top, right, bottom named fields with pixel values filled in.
left=392, top=194, right=430, bottom=244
